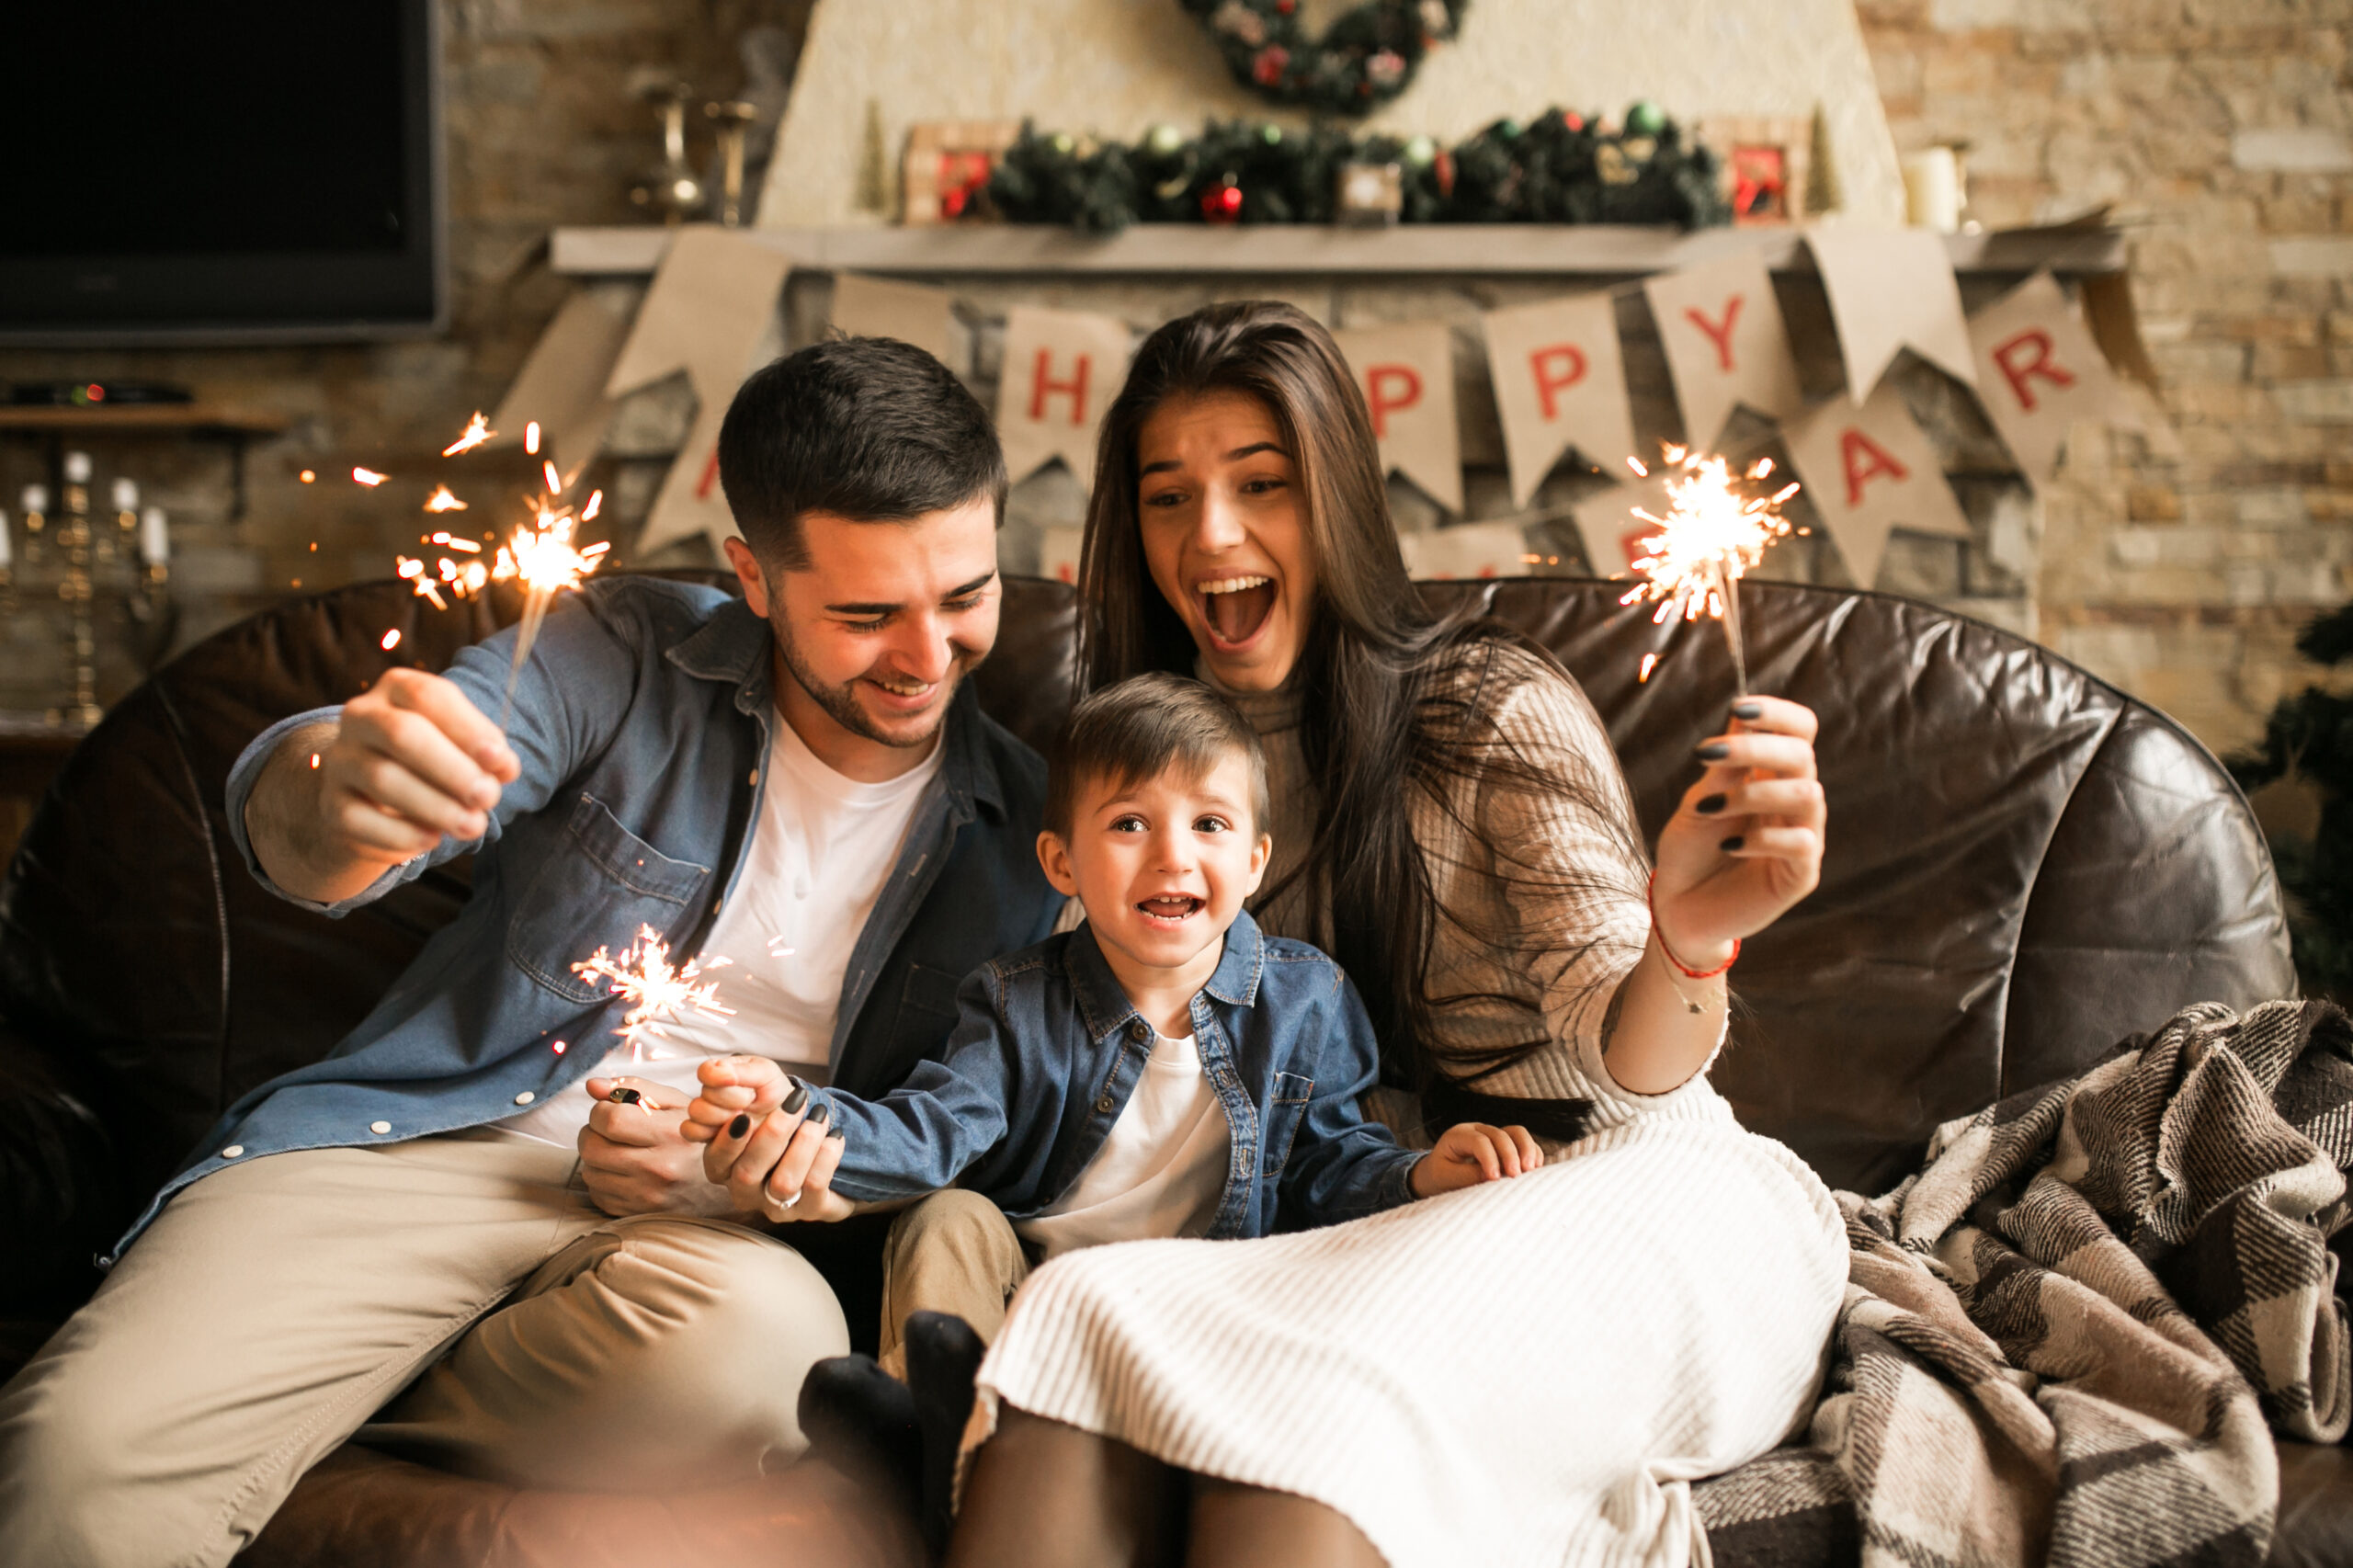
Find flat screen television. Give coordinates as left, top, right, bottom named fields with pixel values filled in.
left=0, top=3, right=445, bottom=345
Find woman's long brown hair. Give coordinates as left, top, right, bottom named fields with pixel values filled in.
left=1076, top=301, right=1645, bottom=1142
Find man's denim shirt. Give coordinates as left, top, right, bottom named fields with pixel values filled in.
left=813, top=908, right=1423, bottom=1238
left=110, top=577, right=1061, bottom=1259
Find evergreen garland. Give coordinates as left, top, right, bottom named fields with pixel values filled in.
left=1181, top=0, right=1470, bottom=117
left=983, top=110, right=1731, bottom=233
left=2229, top=600, right=2353, bottom=999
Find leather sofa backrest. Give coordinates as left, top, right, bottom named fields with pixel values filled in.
left=0, top=573, right=2291, bottom=1220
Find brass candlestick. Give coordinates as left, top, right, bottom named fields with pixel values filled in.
left=630, top=83, right=706, bottom=225
left=707, top=100, right=760, bottom=226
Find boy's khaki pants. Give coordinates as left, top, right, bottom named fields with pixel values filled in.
left=0, top=1127, right=849, bottom=1568
left=874, top=1190, right=1033, bottom=1380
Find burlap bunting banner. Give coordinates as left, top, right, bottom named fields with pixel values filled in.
left=604, top=228, right=794, bottom=556
left=1480, top=292, right=1634, bottom=508
left=1782, top=380, right=1972, bottom=589
left=1643, top=253, right=1805, bottom=451
left=997, top=305, right=1135, bottom=493
left=1966, top=271, right=2130, bottom=483
left=1332, top=324, right=1464, bottom=513
left=831, top=272, right=960, bottom=369
left=1807, top=227, right=1979, bottom=400
left=1398, top=520, right=1532, bottom=581
left=488, top=290, right=631, bottom=474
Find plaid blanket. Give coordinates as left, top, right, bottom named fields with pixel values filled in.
left=1696, top=999, right=2353, bottom=1568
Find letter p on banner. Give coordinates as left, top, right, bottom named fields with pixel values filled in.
left=1480, top=291, right=1633, bottom=508
left=1964, top=271, right=2125, bottom=483
left=1334, top=324, right=1463, bottom=512
left=996, top=305, right=1135, bottom=493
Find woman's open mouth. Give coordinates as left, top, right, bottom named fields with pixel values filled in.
left=1136, top=894, right=1205, bottom=926
left=1197, top=574, right=1276, bottom=650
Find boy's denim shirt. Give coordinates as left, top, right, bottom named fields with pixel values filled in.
left=108, top=576, right=1062, bottom=1261
left=814, top=907, right=1424, bottom=1238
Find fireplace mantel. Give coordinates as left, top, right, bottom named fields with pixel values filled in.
left=550, top=223, right=2127, bottom=280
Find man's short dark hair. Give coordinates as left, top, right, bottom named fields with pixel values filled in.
left=717, top=336, right=1008, bottom=567
left=1044, top=673, right=1270, bottom=839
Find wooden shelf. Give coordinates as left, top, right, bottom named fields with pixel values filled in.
left=0, top=404, right=290, bottom=437
left=551, top=222, right=2131, bottom=279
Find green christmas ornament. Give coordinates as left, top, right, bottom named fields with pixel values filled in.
left=1145, top=122, right=1187, bottom=156
left=1402, top=134, right=1437, bottom=167
left=1624, top=99, right=1666, bottom=137
left=1259, top=122, right=1284, bottom=145
left=1051, top=131, right=1075, bottom=154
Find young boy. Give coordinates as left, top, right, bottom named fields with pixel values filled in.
left=685, top=673, right=1539, bottom=1356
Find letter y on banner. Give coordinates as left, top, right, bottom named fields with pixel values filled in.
left=604, top=227, right=794, bottom=556
left=1333, top=324, right=1463, bottom=512
left=997, top=305, right=1135, bottom=494
left=1643, top=252, right=1804, bottom=451
left=1781, top=381, right=1970, bottom=589
left=1965, top=271, right=2128, bottom=483
left=1481, top=292, right=1634, bottom=508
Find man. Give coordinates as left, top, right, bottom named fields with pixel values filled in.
left=0, top=337, right=1061, bottom=1567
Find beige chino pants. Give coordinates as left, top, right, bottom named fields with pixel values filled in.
left=873, top=1189, right=1032, bottom=1381
left=0, top=1127, right=849, bottom=1568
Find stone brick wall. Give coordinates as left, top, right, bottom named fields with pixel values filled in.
left=1859, top=0, right=2353, bottom=751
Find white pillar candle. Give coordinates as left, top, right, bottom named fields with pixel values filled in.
left=140, top=505, right=170, bottom=566
left=1902, top=148, right=1962, bottom=233
left=112, top=477, right=139, bottom=511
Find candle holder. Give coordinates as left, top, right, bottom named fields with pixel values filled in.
left=707, top=100, right=761, bottom=226
left=630, top=83, right=706, bottom=225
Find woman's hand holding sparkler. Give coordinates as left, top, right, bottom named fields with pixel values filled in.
left=688, top=1055, right=853, bottom=1224
left=1652, top=694, right=1825, bottom=957
left=247, top=668, right=518, bottom=906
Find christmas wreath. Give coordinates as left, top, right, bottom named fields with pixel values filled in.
left=1183, top=0, right=1469, bottom=116
left=983, top=109, right=1730, bottom=233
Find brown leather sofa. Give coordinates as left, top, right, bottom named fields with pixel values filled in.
left=2, top=572, right=2345, bottom=1566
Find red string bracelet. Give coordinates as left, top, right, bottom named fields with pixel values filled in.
left=1647, top=870, right=1739, bottom=980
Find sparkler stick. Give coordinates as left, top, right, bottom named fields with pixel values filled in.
left=494, top=502, right=609, bottom=732
left=1616, top=447, right=1802, bottom=699
left=573, top=925, right=733, bottom=1062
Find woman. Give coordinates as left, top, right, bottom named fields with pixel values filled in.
left=945, top=301, right=1847, bottom=1568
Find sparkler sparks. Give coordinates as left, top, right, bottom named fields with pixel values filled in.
left=1615, top=447, right=1802, bottom=698
left=572, top=926, right=734, bottom=1062
left=441, top=412, right=496, bottom=457
left=542, top=460, right=563, bottom=495
left=381, top=629, right=402, bottom=652
left=351, top=467, right=389, bottom=487
left=525, top=421, right=541, bottom=455
left=423, top=485, right=469, bottom=514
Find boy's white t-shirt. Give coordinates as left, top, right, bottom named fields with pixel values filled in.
left=1015, top=1030, right=1232, bottom=1260
left=497, top=715, right=943, bottom=1147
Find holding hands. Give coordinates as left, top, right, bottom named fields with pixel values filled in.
left=1649, top=695, right=1825, bottom=964
left=1410, top=1122, right=1545, bottom=1198
left=684, top=1055, right=853, bottom=1223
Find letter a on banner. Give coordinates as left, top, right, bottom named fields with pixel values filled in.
left=1481, top=292, right=1635, bottom=508
left=604, top=227, right=795, bottom=556
left=1965, top=271, right=2129, bottom=483
left=1781, top=381, right=1971, bottom=589
left=1643, top=252, right=1804, bottom=452
left=1332, top=324, right=1462, bottom=512
left=997, top=305, right=1134, bottom=493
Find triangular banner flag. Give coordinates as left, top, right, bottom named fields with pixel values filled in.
left=1398, top=520, right=1532, bottom=580
left=1480, top=292, right=1634, bottom=507
left=1781, top=381, right=1972, bottom=589
left=831, top=272, right=959, bottom=369
left=1806, top=226, right=1978, bottom=400
left=996, top=305, right=1134, bottom=494
left=1965, top=271, right=2131, bottom=483
left=488, top=290, right=631, bottom=475
left=1333, top=324, right=1463, bottom=513
left=1643, top=252, right=1805, bottom=451
left=604, top=227, right=794, bottom=556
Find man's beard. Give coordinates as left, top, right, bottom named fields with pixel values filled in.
left=771, top=618, right=977, bottom=748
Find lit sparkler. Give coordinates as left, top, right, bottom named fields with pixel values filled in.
left=423, top=485, right=469, bottom=513
left=573, top=925, right=733, bottom=1062
left=493, top=503, right=611, bottom=729
left=441, top=412, right=496, bottom=457
left=352, top=467, right=389, bottom=487
left=1615, top=447, right=1802, bottom=699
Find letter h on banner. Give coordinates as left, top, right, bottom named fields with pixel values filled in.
left=996, top=305, right=1135, bottom=493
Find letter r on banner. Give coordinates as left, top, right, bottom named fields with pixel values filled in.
left=1529, top=345, right=1588, bottom=420
left=1991, top=329, right=2076, bottom=414
left=1684, top=298, right=1743, bottom=372
left=1029, top=349, right=1092, bottom=426
left=1365, top=364, right=1424, bottom=439
left=1840, top=427, right=1909, bottom=506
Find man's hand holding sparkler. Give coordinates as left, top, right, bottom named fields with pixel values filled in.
left=577, top=1075, right=756, bottom=1219
left=246, top=669, right=519, bottom=907
left=687, top=1055, right=854, bottom=1224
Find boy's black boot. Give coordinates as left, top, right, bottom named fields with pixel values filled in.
left=902, top=1311, right=988, bottom=1556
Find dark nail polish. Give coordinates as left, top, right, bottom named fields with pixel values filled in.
left=782, top=1084, right=810, bottom=1115
left=1731, top=701, right=1763, bottom=721
left=1695, top=742, right=1731, bottom=762
left=827, top=1127, right=846, bottom=1142
left=1720, top=835, right=1745, bottom=852
left=810, top=1103, right=831, bottom=1126
left=728, top=1114, right=750, bottom=1139
left=1695, top=793, right=1726, bottom=815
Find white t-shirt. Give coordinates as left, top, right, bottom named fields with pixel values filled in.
left=1015, top=1031, right=1232, bottom=1260
left=498, top=715, right=943, bottom=1147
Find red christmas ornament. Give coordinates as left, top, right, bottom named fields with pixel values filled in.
left=1201, top=181, right=1244, bottom=223
left=1276, top=0, right=1297, bottom=10
left=1563, top=111, right=1586, bottom=131
left=1251, top=45, right=1290, bottom=85
left=1433, top=148, right=1456, bottom=198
